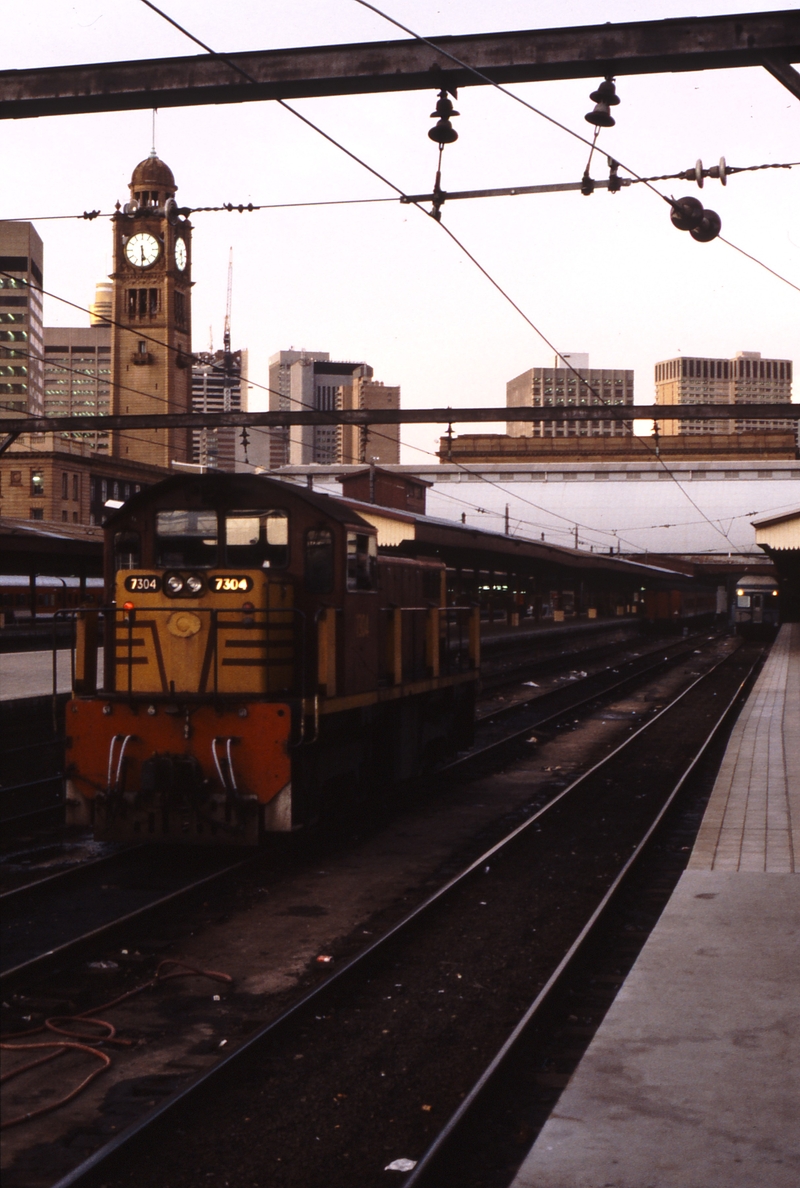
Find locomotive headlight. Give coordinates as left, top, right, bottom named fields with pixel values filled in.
left=166, top=574, right=185, bottom=595
left=185, top=574, right=204, bottom=596
left=736, top=588, right=744, bottom=596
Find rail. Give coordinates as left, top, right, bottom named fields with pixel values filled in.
left=39, top=640, right=763, bottom=1188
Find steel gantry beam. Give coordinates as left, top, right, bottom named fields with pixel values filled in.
left=2, top=11, right=799, bottom=119
left=1, top=404, right=798, bottom=453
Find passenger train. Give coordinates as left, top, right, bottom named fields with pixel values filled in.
left=731, top=573, right=780, bottom=635
left=65, top=474, right=478, bottom=843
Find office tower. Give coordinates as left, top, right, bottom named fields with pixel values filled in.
left=344, top=376, right=401, bottom=465
left=267, top=349, right=330, bottom=468
left=655, top=351, right=794, bottom=435
left=287, top=358, right=373, bottom=465
left=507, top=354, right=634, bottom=437
left=191, top=348, right=248, bottom=471
left=0, top=221, right=44, bottom=416
left=43, top=323, right=112, bottom=453
left=108, top=153, right=192, bottom=469
left=267, top=350, right=401, bottom=466
left=89, top=282, right=112, bottom=326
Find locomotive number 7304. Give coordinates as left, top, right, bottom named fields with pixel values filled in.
left=211, top=576, right=253, bottom=592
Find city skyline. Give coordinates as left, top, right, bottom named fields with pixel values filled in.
left=3, top=0, right=796, bottom=471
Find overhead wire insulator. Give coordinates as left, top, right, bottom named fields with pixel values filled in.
left=607, top=158, right=622, bottom=193
left=669, top=195, right=721, bottom=242
left=428, top=89, right=459, bottom=144
left=585, top=77, right=620, bottom=128
left=427, top=88, right=460, bottom=222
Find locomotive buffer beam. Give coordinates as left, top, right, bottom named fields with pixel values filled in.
left=2, top=11, right=799, bottom=119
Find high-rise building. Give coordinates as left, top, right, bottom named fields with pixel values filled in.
left=343, top=377, right=401, bottom=466
left=0, top=221, right=44, bottom=417
left=655, top=351, right=794, bottom=435
left=287, top=358, right=373, bottom=465
left=108, top=153, right=193, bottom=469
left=191, top=348, right=249, bottom=471
left=89, top=282, right=112, bottom=327
left=266, top=350, right=401, bottom=467
left=267, top=349, right=330, bottom=468
left=43, top=323, right=112, bottom=453
left=507, top=354, right=634, bottom=438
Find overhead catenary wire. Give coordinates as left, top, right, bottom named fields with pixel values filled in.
left=133, top=1, right=771, bottom=555
left=20, top=0, right=782, bottom=555
left=1, top=268, right=780, bottom=555
left=3, top=158, right=797, bottom=225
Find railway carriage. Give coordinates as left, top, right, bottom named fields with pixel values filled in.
left=65, top=474, right=478, bottom=844
left=731, top=573, right=780, bottom=635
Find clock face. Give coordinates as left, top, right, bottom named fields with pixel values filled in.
left=174, top=238, right=187, bottom=271
left=125, top=232, right=160, bottom=268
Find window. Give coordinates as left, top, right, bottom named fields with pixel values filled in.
left=11, top=470, right=21, bottom=486
left=31, top=471, right=44, bottom=497
left=30, top=507, right=43, bottom=520
left=114, top=530, right=141, bottom=570
left=62, top=509, right=68, bottom=522
left=62, top=472, right=69, bottom=499
left=305, top=528, right=334, bottom=595
left=225, top=510, right=289, bottom=568
left=156, top=509, right=218, bottom=567
left=175, top=291, right=187, bottom=329
left=346, top=531, right=377, bottom=591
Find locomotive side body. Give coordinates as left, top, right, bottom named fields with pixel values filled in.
left=65, top=474, right=477, bottom=843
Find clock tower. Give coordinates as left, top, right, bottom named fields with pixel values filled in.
left=109, top=153, right=192, bottom=469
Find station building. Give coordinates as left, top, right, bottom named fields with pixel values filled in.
left=271, top=460, right=800, bottom=560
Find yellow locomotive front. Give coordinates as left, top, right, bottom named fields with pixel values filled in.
left=67, top=500, right=299, bottom=844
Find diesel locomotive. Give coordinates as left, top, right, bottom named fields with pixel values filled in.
left=65, top=474, right=478, bottom=844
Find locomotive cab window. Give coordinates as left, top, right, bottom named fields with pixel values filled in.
left=305, top=528, right=334, bottom=595
left=346, top=532, right=377, bottom=591
left=155, top=510, right=218, bottom=567
left=114, top=531, right=141, bottom=571
left=225, top=510, right=288, bottom=568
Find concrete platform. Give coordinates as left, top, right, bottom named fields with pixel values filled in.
left=511, top=623, right=800, bottom=1188
left=0, top=649, right=77, bottom=700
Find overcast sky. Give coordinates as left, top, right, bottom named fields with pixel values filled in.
left=3, top=0, right=798, bottom=476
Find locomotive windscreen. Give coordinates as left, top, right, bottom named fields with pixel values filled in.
left=225, top=510, right=288, bottom=568
left=156, top=510, right=218, bottom=567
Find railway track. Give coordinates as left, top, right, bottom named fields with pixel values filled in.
left=0, top=849, right=253, bottom=990
left=449, top=630, right=723, bottom=771
left=17, top=638, right=762, bottom=1188
left=1, top=631, right=715, bottom=986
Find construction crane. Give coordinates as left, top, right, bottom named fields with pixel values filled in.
left=222, top=247, right=233, bottom=413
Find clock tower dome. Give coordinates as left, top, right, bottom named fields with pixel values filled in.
left=109, top=153, right=192, bottom=468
